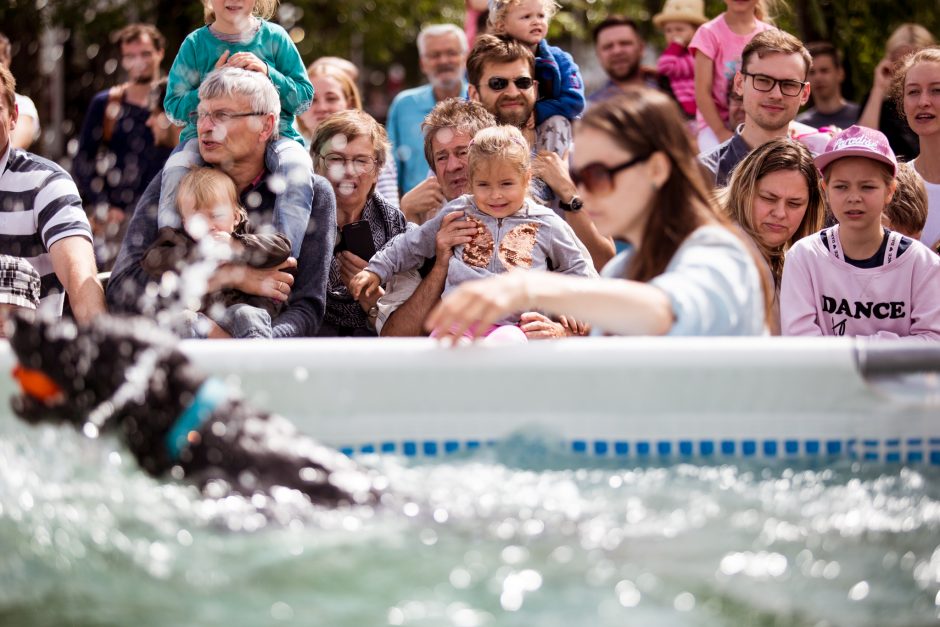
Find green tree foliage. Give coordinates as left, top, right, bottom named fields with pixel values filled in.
left=1, top=0, right=938, bottom=159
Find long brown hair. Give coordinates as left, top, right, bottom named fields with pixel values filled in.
left=722, top=139, right=825, bottom=286
left=578, top=89, right=716, bottom=283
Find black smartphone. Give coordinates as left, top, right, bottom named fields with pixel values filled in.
left=341, top=220, right=376, bottom=261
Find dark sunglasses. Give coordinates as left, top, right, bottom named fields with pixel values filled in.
left=486, top=76, right=534, bottom=91
left=570, top=153, right=651, bottom=195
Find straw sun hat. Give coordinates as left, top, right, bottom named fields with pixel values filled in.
left=653, top=0, right=708, bottom=29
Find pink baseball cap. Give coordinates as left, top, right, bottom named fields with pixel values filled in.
left=813, top=125, right=898, bottom=176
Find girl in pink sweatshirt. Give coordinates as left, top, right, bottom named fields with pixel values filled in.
left=781, top=125, right=940, bottom=340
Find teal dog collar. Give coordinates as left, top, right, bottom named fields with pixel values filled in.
left=165, top=377, right=229, bottom=461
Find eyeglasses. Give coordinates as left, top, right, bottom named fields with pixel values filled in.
left=485, top=76, right=535, bottom=91
left=741, top=71, right=807, bottom=97
left=190, top=110, right=267, bottom=125
left=570, top=153, right=650, bottom=195
left=322, top=154, right=378, bottom=175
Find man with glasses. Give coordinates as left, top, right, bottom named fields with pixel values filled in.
left=700, top=30, right=812, bottom=187
left=107, top=67, right=336, bottom=338
left=72, top=23, right=170, bottom=270
left=387, top=24, right=469, bottom=196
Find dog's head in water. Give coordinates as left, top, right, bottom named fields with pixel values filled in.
left=9, top=311, right=191, bottom=428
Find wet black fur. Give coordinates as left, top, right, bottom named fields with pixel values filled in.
left=9, top=312, right=380, bottom=507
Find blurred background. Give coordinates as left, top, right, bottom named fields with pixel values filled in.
left=1, top=0, right=938, bottom=165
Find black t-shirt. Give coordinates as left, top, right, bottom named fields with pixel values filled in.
left=820, top=227, right=912, bottom=268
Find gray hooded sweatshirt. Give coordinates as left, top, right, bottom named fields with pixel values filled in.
left=367, top=194, right=593, bottom=323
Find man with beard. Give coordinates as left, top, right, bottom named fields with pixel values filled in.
left=467, top=35, right=615, bottom=267
left=387, top=24, right=469, bottom=196
left=466, top=35, right=571, bottom=207
left=700, top=30, right=812, bottom=187
left=73, top=23, right=167, bottom=270
left=588, top=16, right=660, bottom=105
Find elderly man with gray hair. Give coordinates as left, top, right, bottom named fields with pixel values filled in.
left=386, top=23, right=469, bottom=197
left=107, top=67, right=336, bottom=338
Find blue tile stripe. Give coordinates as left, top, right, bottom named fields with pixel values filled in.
left=336, top=438, right=940, bottom=465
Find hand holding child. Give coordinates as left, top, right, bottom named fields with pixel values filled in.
left=226, top=52, right=269, bottom=75
left=435, top=212, right=477, bottom=263
left=533, top=151, right=577, bottom=202
left=214, top=50, right=231, bottom=70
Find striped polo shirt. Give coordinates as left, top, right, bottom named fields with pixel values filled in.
left=0, top=146, right=93, bottom=314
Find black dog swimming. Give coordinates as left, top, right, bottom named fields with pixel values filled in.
left=9, top=312, right=382, bottom=507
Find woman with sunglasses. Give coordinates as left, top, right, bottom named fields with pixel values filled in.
left=311, top=110, right=407, bottom=336
left=426, top=89, right=768, bottom=340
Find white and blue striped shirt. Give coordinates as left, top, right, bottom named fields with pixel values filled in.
left=0, top=146, right=93, bottom=314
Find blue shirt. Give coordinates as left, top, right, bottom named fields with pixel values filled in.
left=386, top=82, right=468, bottom=195
left=599, top=226, right=765, bottom=336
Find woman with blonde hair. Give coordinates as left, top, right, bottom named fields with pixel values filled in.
left=298, top=61, right=400, bottom=207
left=892, top=46, right=940, bottom=248
left=722, top=138, right=825, bottom=333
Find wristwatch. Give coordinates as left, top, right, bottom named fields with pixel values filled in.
left=559, top=195, right=583, bottom=212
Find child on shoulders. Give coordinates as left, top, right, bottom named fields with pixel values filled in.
left=780, top=125, right=940, bottom=340
left=162, top=0, right=314, bottom=259
left=653, top=0, right=708, bottom=119
left=142, top=167, right=292, bottom=339
left=487, top=0, right=585, bottom=127
left=689, top=0, right=776, bottom=151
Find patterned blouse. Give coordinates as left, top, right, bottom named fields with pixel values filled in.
left=322, top=192, right=407, bottom=335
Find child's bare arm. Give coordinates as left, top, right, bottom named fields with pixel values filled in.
left=694, top=51, right=732, bottom=143
left=350, top=270, right=382, bottom=301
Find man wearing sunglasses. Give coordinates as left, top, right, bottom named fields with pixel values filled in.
left=700, top=30, right=812, bottom=187
left=107, top=67, right=336, bottom=338
left=465, top=35, right=576, bottom=211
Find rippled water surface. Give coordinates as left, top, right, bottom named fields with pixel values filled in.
left=2, top=422, right=939, bottom=627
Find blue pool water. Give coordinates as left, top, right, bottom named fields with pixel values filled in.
left=1, top=422, right=939, bottom=626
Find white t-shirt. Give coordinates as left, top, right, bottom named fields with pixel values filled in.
left=14, top=93, right=41, bottom=140
left=910, top=159, right=940, bottom=248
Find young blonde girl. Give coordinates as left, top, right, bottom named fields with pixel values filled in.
left=689, top=0, right=778, bottom=151
left=780, top=126, right=940, bottom=340
left=350, top=125, right=593, bottom=339
left=162, top=0, right=314, bottom=258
